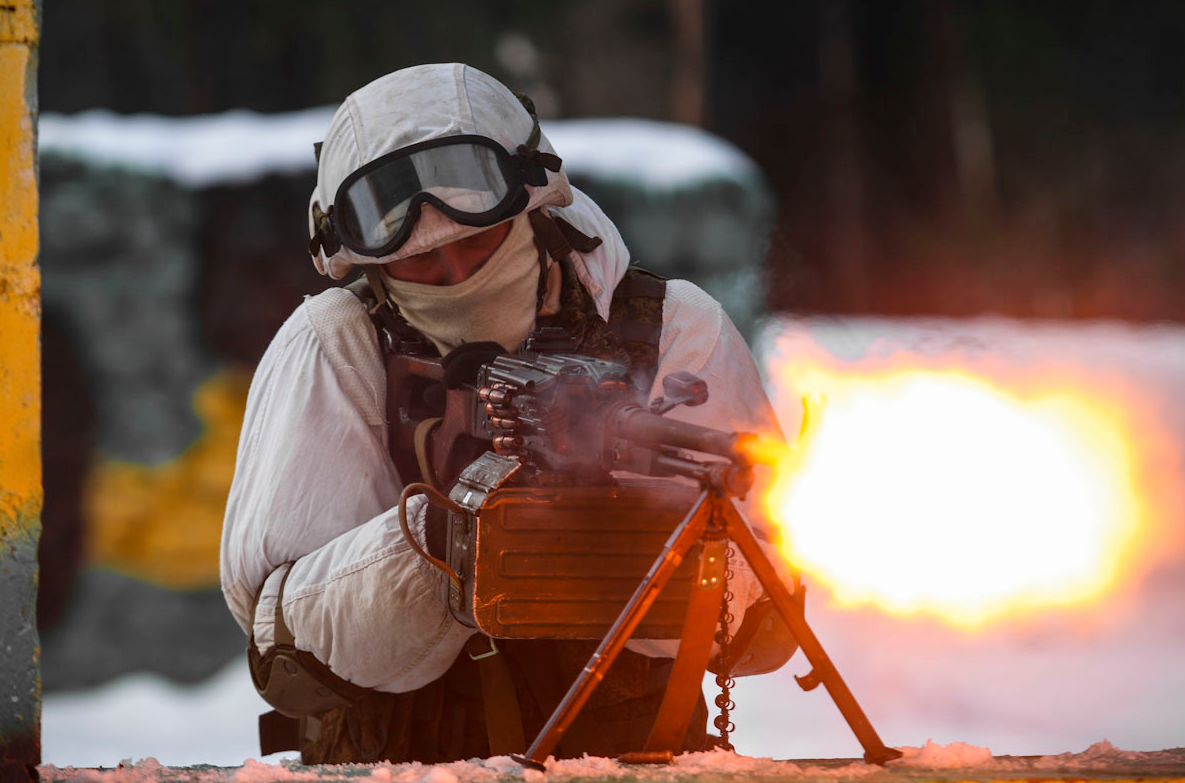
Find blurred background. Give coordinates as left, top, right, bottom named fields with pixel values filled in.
left=34, top=0, right=1185, bottom=767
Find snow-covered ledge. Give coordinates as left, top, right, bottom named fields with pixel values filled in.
left=37, top=743, right=1185, bottom=783
left=38, top=109, right=763, bottom=190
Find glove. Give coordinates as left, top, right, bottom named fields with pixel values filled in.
left=440, top=341, right=506, bottom=390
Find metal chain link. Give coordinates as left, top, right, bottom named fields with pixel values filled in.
left=713, top=544, right=737, bottom=750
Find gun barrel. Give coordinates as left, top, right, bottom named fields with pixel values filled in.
left=608, top=405, right=748, bottom=461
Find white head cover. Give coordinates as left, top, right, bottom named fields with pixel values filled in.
left=311, top=63, right=573, bottom=279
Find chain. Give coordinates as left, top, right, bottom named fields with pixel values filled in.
left=713, top=544, right=737, bottom=751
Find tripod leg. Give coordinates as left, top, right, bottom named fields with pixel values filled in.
left=643, top=536, right=728, bottom=752
left=515, top=491, right=712, bottom=768
left=723, top=502, right=903, bottom=765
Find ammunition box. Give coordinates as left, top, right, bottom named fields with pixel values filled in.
left=446, top=453, right=699, bottom=639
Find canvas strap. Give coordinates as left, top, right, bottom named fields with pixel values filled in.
left=413, top=417, right=444, bottom=490
left=464, top=635, right=527, bottom=755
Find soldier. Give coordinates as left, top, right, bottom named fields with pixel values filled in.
left=220, top=63, right=796, bottom=764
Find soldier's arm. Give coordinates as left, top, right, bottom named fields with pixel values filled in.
left=219, top=288, right=474, bottom=693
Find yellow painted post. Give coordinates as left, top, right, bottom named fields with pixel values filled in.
left=0, top=0, right=42, bottom=780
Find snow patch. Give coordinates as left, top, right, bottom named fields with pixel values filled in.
left=38, top=108, right=336, bottom=187
left=419, top=766, right=460, bottom=783
left=670, top=748, right=877, bottom=778
left=38, top=110, right=760, bottom=189
left=233, top=758, right=323, bottom=781
left=894, top=740, right=993, bottom=767
left=1026, top=739, right=1185, bottom=770
left=42, top=653, right=295, bottom=767
left=482, top=755, right=524, bottom=774
left=544, top=118, right=763, bottom=188
left=39, top=744, right=1185, bottom=782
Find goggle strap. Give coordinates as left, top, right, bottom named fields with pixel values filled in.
left=527, top=209, right=572, bottom=264
left=363, top=265, right=390, bottom=307
left=362, top=266, right=422, bottom=351
left=532, top=230, right=551, bottom=313
left=538, top=151, right=562, bottom=171
left=309, top=202, right=341, bottom=258
left=553, top=216, right=604, bottom=254
left=514, top=90, right=537, bottom=114
left=518, top=149, right=560, bottom=187
left=522, top=119, right=542, bottom=155
left=514, top=91, right=540, bottom=136
left=514, top=94, right=563, bottom=186
left=527, top=208, right=604, bottom=269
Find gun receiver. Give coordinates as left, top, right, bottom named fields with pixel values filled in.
left=472, top=352, right=756, bottom=494
left=388, top=349, right=758, bottom=491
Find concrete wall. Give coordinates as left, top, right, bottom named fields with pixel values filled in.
left=0, top=0, right=42, bottom=780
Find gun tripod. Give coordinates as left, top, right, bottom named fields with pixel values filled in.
left=512, top=484, right=902, bottom=769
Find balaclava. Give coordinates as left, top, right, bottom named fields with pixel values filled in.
left=376, top=212, right=542, bottom=354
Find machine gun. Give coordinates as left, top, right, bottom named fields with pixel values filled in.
left=476, top=352, right=753, bottom=485
left=389, top=348, right=751, bottom=490
left=392, top=347, right=901, bottom=766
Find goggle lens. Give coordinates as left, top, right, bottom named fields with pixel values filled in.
left=336, top=140, right=517, bottom=254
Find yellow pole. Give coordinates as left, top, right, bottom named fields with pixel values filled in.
left=0, top=0, right=41, bottom=779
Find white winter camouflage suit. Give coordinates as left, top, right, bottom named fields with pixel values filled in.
left=220, top=63, right=800, bottom=696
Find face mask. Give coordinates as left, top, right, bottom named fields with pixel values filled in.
left=379, top=213, right=541, bottom=355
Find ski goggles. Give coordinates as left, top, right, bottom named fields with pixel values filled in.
left=309, top=121, right=561, bottom=260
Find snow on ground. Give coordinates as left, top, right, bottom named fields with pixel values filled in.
left=38, top=109, right=761, bottom=189
left=41, top=653, right=297, bottom=768
left=41, top=317, right=1185, bottom=769
left=37, top=743, right=1185, bottom=783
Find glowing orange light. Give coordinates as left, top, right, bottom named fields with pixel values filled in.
left=754, top=337, right=1162, bottom=629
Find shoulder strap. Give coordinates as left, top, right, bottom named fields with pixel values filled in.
left=527, top=208, right=605, bottom=313
left=463, top=635, right=527, bottom=756
left=608, top=268, right=666, bottom=348
left=274, top=564, right=296, bottom=647
left=344, top=269, right=436, bottom=358
left=535, top=261, right=667, bottom=392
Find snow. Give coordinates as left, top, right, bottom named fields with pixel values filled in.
left=426, top=768, right=463, bottom=783
left=230, top=759, right=323, bottom=782
left=41, top=653, right=297, bottom=768
left=543, top=118, right=763, bottom=187
left=38, top=108, right=336, bottom=187
left=37, top=110, right=761, bottom=189
left=895, top=740, right=992, bottom=767
left=38, top=744, right=1185, bottom=782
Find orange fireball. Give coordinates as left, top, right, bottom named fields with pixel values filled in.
left=754, top=329, right=1166, bottom=629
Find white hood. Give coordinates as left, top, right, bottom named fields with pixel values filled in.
left=311, top=63, right=573, bottom=280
